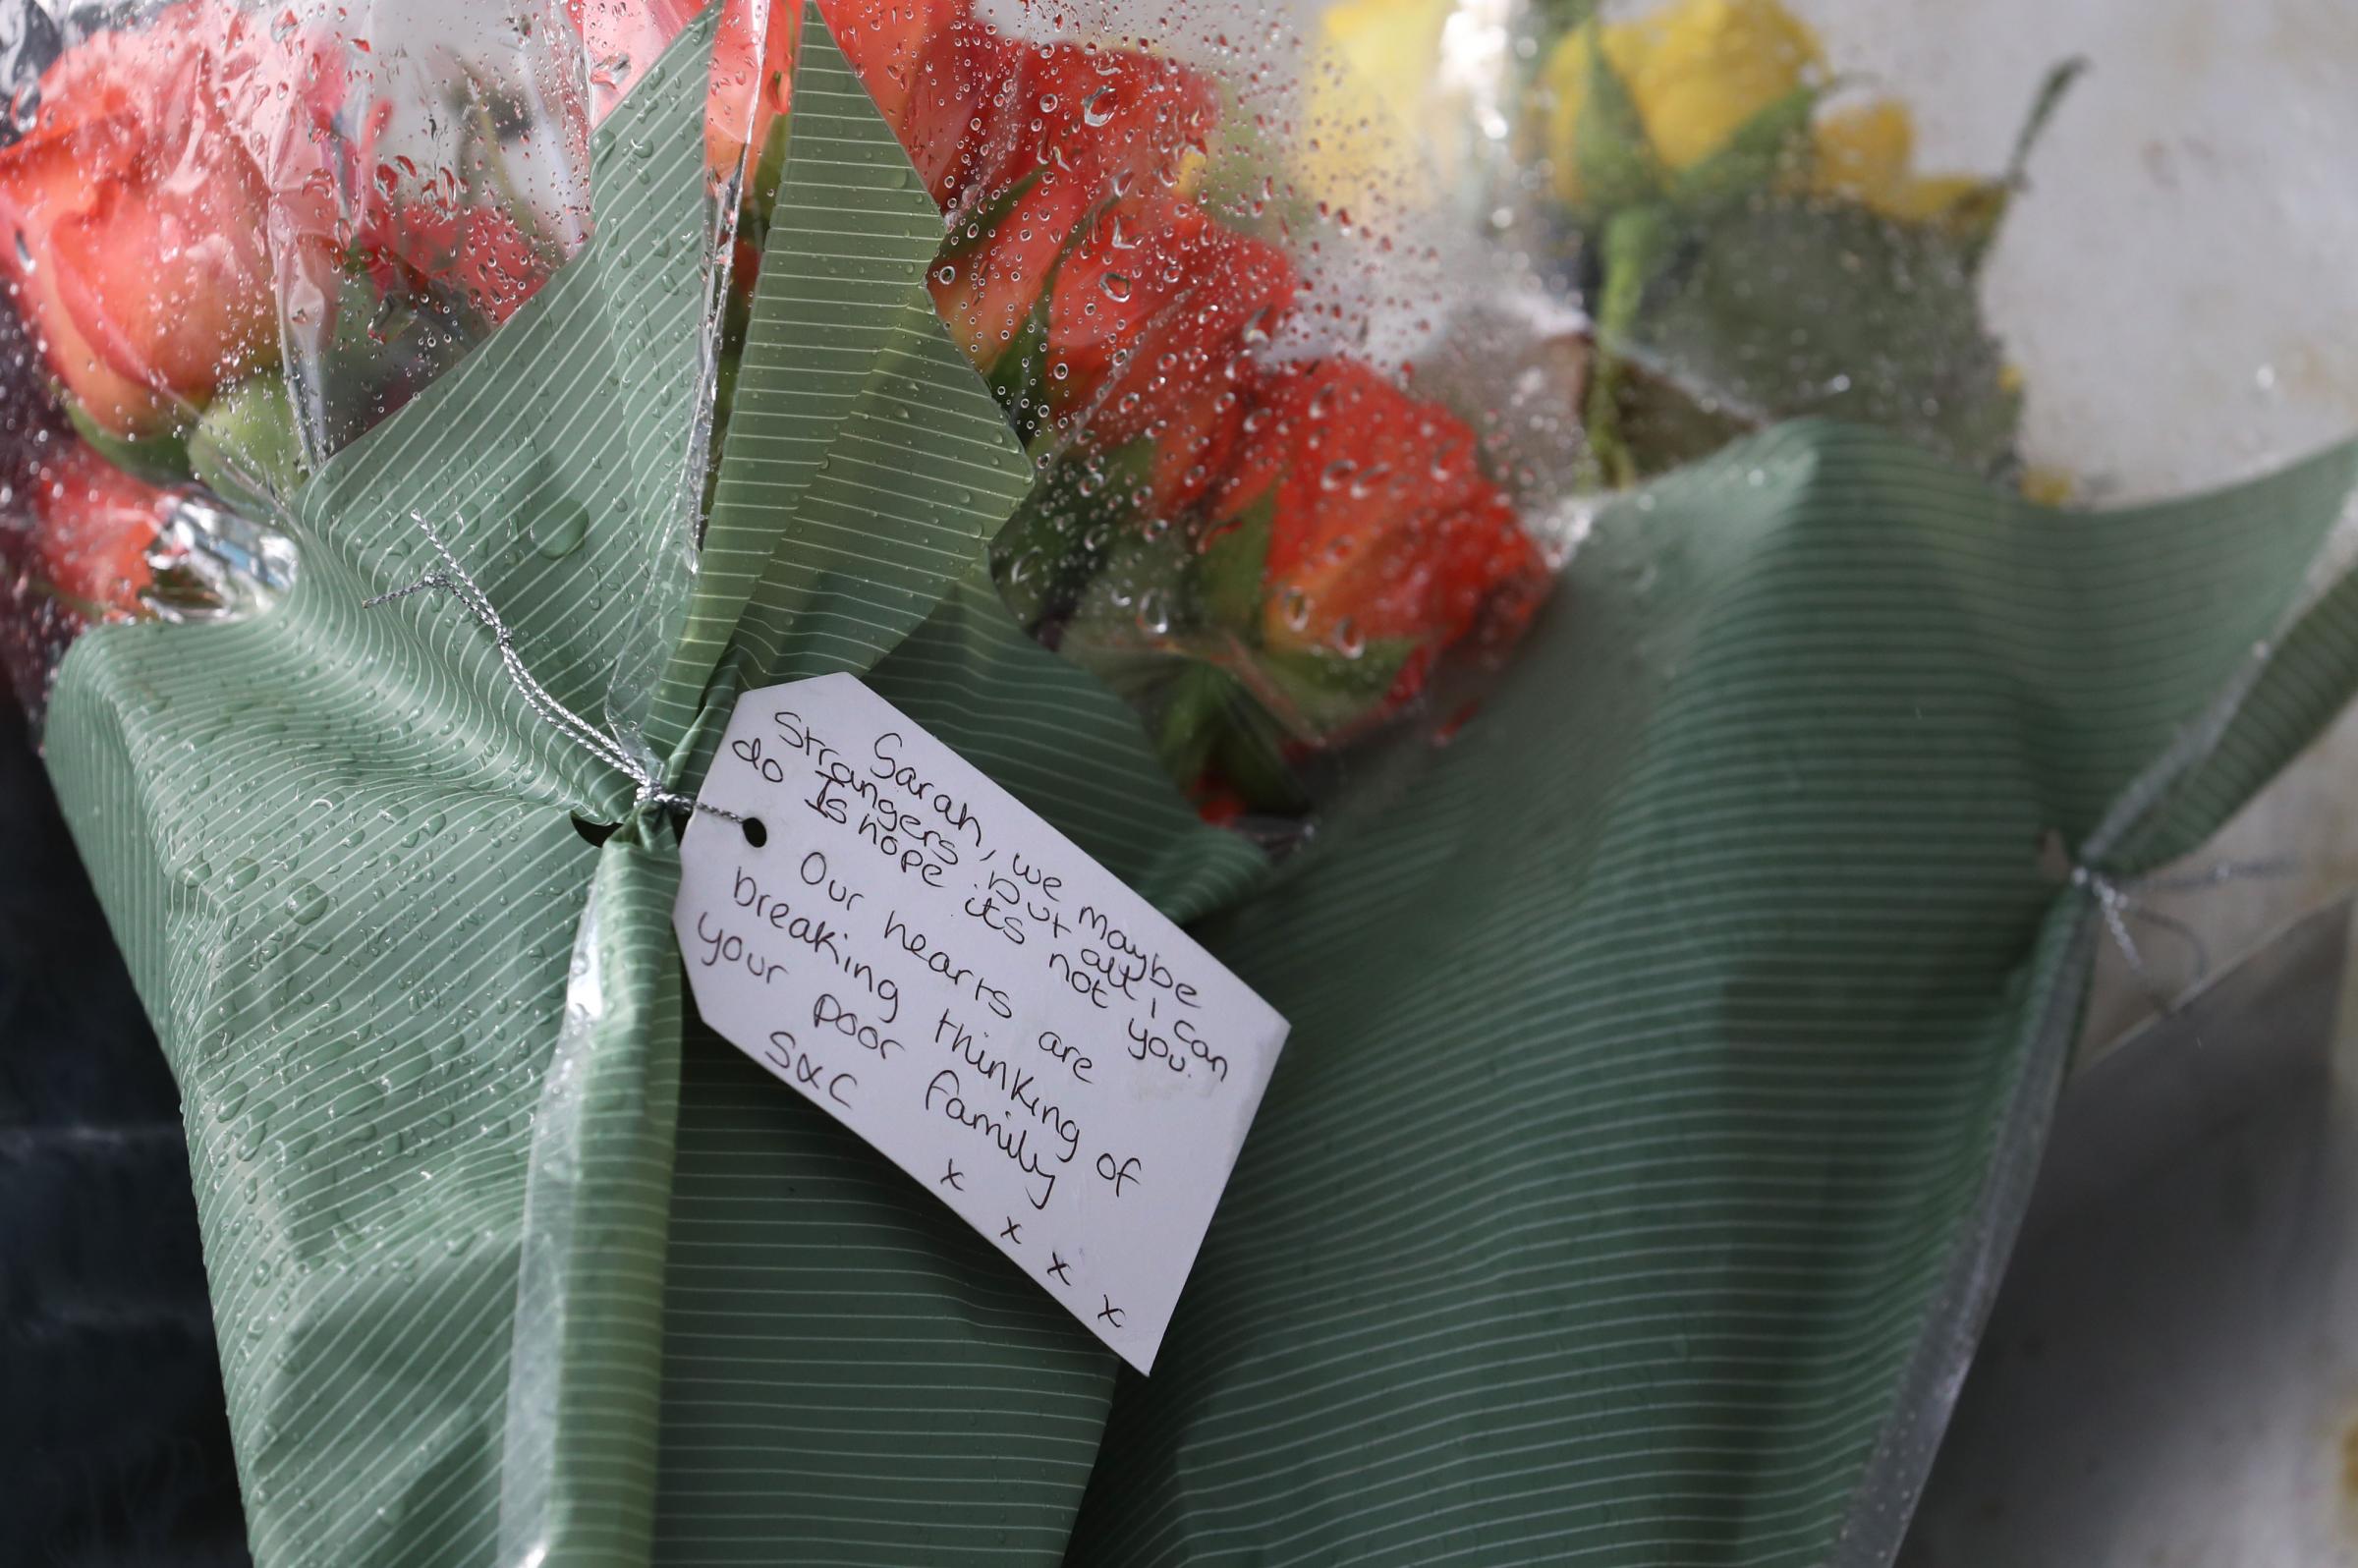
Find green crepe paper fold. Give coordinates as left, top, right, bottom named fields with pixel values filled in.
left=35, top=9, right=2358, bottom=1568
left=1070, top=428, right=2358, bottom=1568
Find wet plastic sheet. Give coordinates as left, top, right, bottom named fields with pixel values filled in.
left=34, top=10, right=2358, bottom=1568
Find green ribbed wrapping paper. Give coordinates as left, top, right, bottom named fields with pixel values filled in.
left=36, top=8, right=2358, bottom=1568
left=1067, top=429, right=2358, bottom=1567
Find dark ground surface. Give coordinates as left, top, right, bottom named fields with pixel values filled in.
left=0, top=698, right=249, bottom=1567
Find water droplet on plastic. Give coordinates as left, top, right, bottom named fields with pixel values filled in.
left=285, top=882, right=329, bottom=924
left=531, top=505, right=590, bottom=559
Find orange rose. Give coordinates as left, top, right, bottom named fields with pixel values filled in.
left=0, top=0, right=325, bottom=437
left=569, top=0, right=702, bottom=121
left=707, top=0, right=799, bottom=180
left=1214, top=360, right=1545, bottom=704
left=877, top=27, right=1216, bottom=213
left=1046, top=194, right=1294, bottom=507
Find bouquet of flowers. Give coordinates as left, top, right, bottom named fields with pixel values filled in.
left=8, top=4, right=2358, bottom=1567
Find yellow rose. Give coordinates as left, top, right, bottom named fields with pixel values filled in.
left=2020, top=466, right=2075, bottom=506
left=1811, top=99, right=1997, bottom=224
left=1302, top=0, right=1460, bottom=208
left=1623, top=0, right=1822, bottom=169
left=1542, top=0, right=1822, bottom=204
left=1811, top=100, right=1912, bottom=204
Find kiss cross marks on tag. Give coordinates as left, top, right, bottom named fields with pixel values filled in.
left=671, top=674, right=1290, bottom=1371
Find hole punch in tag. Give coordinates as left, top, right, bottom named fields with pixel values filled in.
left=670, top=674, right=1290, bottom=1371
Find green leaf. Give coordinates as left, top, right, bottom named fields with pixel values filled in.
left=314, top=267, right=468, bottom=457
left=187, top=377, right=311, bottom=517
left=1668, top=84, right=1818, bottom=214
left=1155, top=658, right=1239, bottom=785
left=1207, top=694, right=1311, bottom=812
left=1942, top=55, right=2085, bottom=270
left=983, top=285, right=1058, bottom=442
left=935, top=167, right=1045, bottom=264
left=1197, top=489, right=1274, bottom=630
left=2006, top=56, right=2088, bottom=185
left=1586, top=202, right=1678, bottom=485
left=1257, top=638, right=1418, bottom=738
left=1081, top=643, right=1314, bottom=812
left=1530, top=0, right=1602, bottom=37
left=1193, top=82, right=1314, bottom=244
left=1594, top=203, right=1676, bottom=349
left=990, top=438, right=1157, bottom=630
left=63, top=398, right=193, bottom=487
left=1600, top=358, right=1759, bottom=480
left=1939, top=182, right=2014, bottom=272
left=1569, top=20, right=1662, bottom=212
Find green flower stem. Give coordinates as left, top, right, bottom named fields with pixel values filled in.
left=1585, top=202, right=1674, bottom=488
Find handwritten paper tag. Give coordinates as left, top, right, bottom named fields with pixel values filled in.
left=672, top=674, right=1289, bottom=1371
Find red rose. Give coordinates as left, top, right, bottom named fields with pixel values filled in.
left=28, top=439, right=169, bottom=615
left=0, top=0, right=328, bottom=437
left=1045, top=194, right=1294, bottom=508
left=1213, top=360, right=1546, bottom=704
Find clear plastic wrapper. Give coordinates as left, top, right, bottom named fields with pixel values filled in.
left=739, top=0, right=1614, bottom=841
left=7, top=0, right=2354, bottom=818
left=1277, top=0, right=2358, bottom=508
left=0, top=0, right=1598, bottom=843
